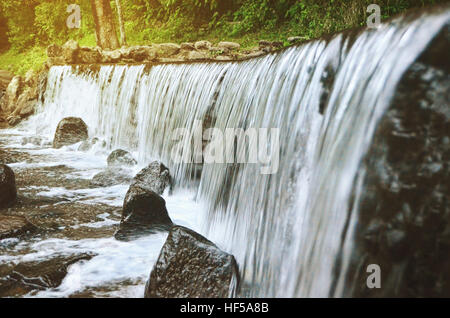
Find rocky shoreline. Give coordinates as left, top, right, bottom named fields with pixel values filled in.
left=0, top=117, right=239, bottom=297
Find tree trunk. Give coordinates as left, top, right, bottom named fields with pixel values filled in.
left=115, top=0, right=126, bottom=46
left=90, top=0, right=120, bottom=50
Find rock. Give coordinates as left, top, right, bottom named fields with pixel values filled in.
left=155, top=43, right=181, bottom=57
left=91, top=168, right=133, bottom=187
left=0, top=70, right=13, bottom=91
left=348, top=23, right=450, bottom=297
left=53, top=117, right=88, bottom=149
left=102, top=49, right=122, bottom=63
left=21, top=136, right=43, bottom=147
left=0, top=165, right=17, bottom=209
left=218, top=41, right=240, bottom=50
left=194, top=40, right=212, bottom=50
left=46, top=56, right=66, bottom=67
left=6, top=115, right=20, bottom=126
left=215, top=55, right=233, bottom=61
left=180, top=42, right=195, bottom=51
left=258, top=40, right=283, bottom=51
left=62, top=40, right=80, bottom=63
left=5, top=76, right=21, bottom=112
left=0, top=253, right=94, bottom=297
left=144, top=226, right=240, bottom=298
left=131, top=161, right=171, bottom=195
left=78, top=47, right=102, bottom=64
left=245, top=51, right=265, bottom=58
left=114, top=185, right=173, bottom=240
left=187, top=50, right=208, bottom=61
left=287, top=36, right=305, bottom=44
left=121, top=46, right=157, bottom=62
left=77, top=137, right=105, bottom=152
left=0, top=216, right=35, bottom=239
left=18, top=100, right=36, bottom=118
left=46, top=44, right=63, bottom=58
left=107, top=149, right=137, bottom=167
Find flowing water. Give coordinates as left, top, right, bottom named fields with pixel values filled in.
left=1, top=9, right=449, bottom=297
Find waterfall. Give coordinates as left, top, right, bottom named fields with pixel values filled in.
left=25, top=9, right=449, bottom=297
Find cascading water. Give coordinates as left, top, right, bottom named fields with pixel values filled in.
left=23, top=9, right=449, bottom=297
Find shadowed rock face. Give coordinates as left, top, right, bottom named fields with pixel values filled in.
left=114, top=186, right=173, bottom=241
left=0, top=164, right=17, bottom=208
left=145, top=226, right=240, bottom=298
left=53, top=117, right=88, bottom=149
left=343, top=23, right=450, bottom=297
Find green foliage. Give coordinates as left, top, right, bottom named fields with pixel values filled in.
left=0, top=0, right=448, bottom=73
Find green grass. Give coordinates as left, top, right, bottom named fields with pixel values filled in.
left=0, top=46, right=47, bottom=76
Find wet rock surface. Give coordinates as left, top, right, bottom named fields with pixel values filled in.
left=107, top=149, right=137, bottom=167
left=53, top=117, right=89, bottom=149
left=114, top=185, right=172, bottom=241
left=0, top=164, right=17, bottom=208
left=145, top=226, right=240, bottom=298
left=91, top=168, right=133, bottom=187
left=131, top=161, right=171, bottom=195
left=0, top=253, right=95, bottom=297
left=346, top=24, right=450, bottom=297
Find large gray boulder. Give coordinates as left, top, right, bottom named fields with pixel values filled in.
left=0, top=164, right=17, bottom=209
left=53, top=117, right=88, bottom=149
left=145, top=226, right=240, bottom=298
left=114, top=185, right=173, bottom=240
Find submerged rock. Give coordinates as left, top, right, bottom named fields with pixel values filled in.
left=114, top=185, right=173, bottom=240
left=144, top=226, right=240, bottom=298
left=0, top=164, right=17, bottom=208
left=53, top=117, right=88, bottom=149
left=131, top=161, right=171, bottom=195
left=107, top=149, right=137, bottom=167
left=91, top=168, right=133, bottom=187
left=0, top=253, right=94, bottom=297
left=0, top=215, right=36, bottom=239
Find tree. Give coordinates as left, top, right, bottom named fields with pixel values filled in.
left=115, top=0, right=126, bottom=46
left=90, top=0, right=119, bottom=50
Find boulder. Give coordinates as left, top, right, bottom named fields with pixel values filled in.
left=5, top=76, right=21, bottom=112
left=46, top=44, right=63, bottom=58
left=102, top=49, right=122, bottom=63
left=91, top=168, right=133, bottom=187
left=194, top=40, right=212, bottom=51
left=131, top=161, right=171, bottom=195
left=0, top=216, right=36, bottom=239
left=77, top=137, right=105, bottom=152
left=107, top=149, right=137, bottom=167
left=187, top=51, right=208, bottom=61
left=180, top=42, right=195, bottom=51
left=46, top=56, right=66, bottom=68
left=287, top=36, right=305, bottom=44
left=62, top=40, right=80, bottom=63
left=6, top=115, right=20, bottom=126
left=144, top=226, right=240, bottom=298
left=0, top=164, right=17, bottom=209
left=53, top=117, right=88, bottom=149
left=217, top=41, right=240, bottom=51
left=155, top=43, right=181, bottom=57
left=78, top=47, right=102, bottom=64
left=114, top=185, right=173, bottom=240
